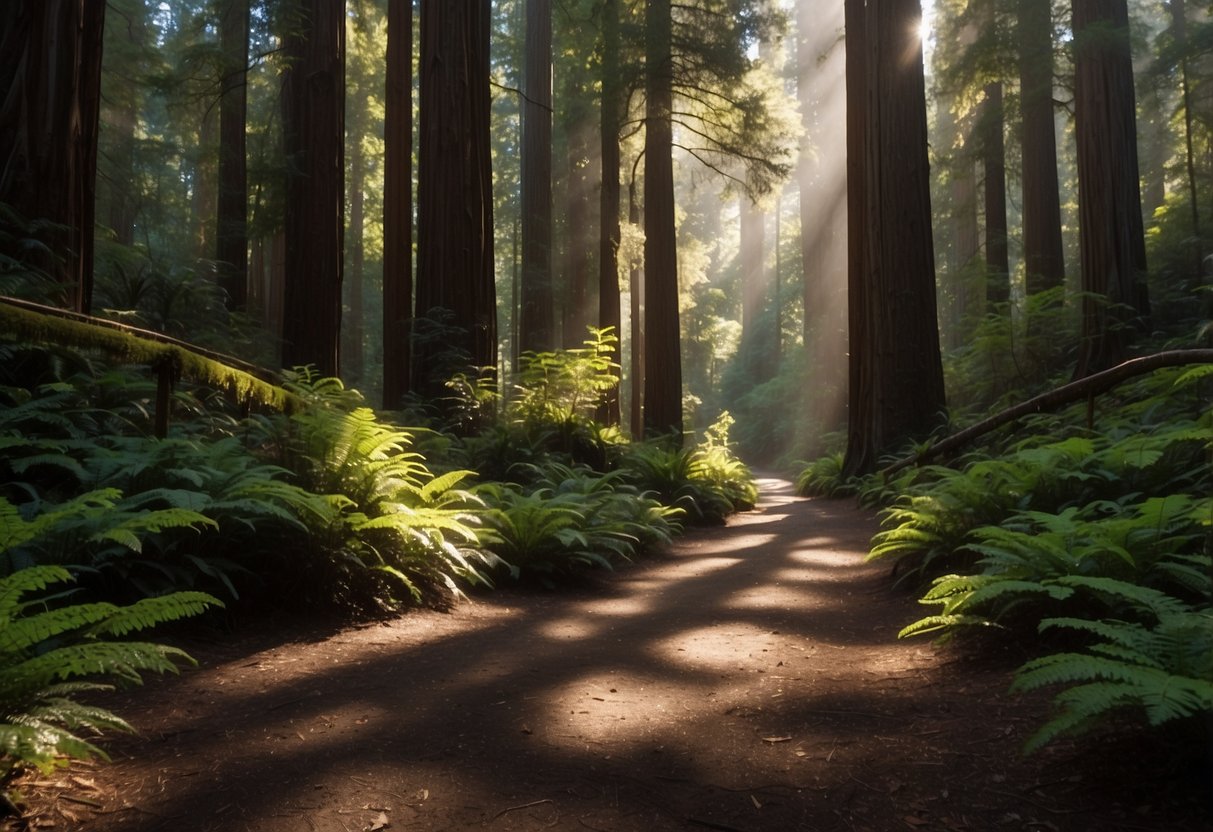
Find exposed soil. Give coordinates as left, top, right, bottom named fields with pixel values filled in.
left=8, top=477, right=1211, bottom=831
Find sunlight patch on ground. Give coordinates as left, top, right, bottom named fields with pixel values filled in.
left=721, top=582, right=824, bottom=611
left=786, top=548, right=864, bottom=569
left=536, top=673, right=707, bottom=748
left=533, top=616, right=603, bottom=640
left=649, top=623, right=778, bottom=672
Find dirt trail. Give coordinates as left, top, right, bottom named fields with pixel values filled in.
left=18, top=477, right=1209, bottom=831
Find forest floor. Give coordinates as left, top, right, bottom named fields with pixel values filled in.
left=8, top=476, right=1211, bottom=832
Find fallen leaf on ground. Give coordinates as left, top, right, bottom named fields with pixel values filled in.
left=761, top=735, right=791, bottom=743
left=367, top=811, right=390, bottom=831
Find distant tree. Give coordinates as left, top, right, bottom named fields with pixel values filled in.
left=0, top=0, right=107, bottom=313
left=597, top=0, right=623, bottom=426
left=1018, top=0, right=1065, bottom=302
left=1071, top=0, right=1149, bottom=378
left=383, top=0, right=412, bottom=407
left=519, top=0, right=554, bottom=354
left=843, top=0, right=947, bottom=476
left=980, top=78, right=1009, bottom=308
left=416, top=0, right=497, bottom=392
left=280, top=0, right=345, bottom=376
left=217, top=0, right=250, bottom=312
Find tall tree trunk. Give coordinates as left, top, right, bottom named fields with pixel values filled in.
left=1019, top=0, right=1066, bottom=302
left=643, top=0, right=682, bottom=440
left=1072, top=0, right=1149, bottom=379
left=217, top=0, right=249, bottom=311
left=519, top=0, right=554, bottom=354
left=939, top=92, right=980, bottom=349
left=628, top=178, right=644, bottom=438
left=843, top=0, right=947, bottom=476
left=597, top=0, right=622, bottom=426
left=192, top=110, right=217, bottom=261
left=981, top=81, right=1009, bottom=309
left=383, top=0, right=412, bottom=408
left=1170, top=0, right=1201, bottom=278
left=416, top=0, right=496, bottom=393
left=280, top=0, right=345, bottom=377
left=0, top=0, right=107, bottom=314
left=739, top=193, right=773, bottom=381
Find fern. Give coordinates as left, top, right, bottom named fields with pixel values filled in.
left=1011, top=607, right=1213, bottom=753
left=0, top=566, right=219, bottom=787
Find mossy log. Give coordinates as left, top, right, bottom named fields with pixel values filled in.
left=881, top=349, right=1213, bottom=477
left=0, top=295, right=300, bottom=420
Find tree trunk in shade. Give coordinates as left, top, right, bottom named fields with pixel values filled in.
left=1071, top=0, right=1149, bottom=379
left=519, top=0, right=554, bottom=354
left=596, top=0, right=623, bottom=426
left=0, top=0, right=107, bottom=314
left=383, top=0, right=413, bottom=408
left=280, top=0, right=345, bottom=377
left=217, top=0, right=249, bottom=312
left=642, top=0, right=682, bottom=441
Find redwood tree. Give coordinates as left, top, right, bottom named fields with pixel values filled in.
left=643, top=0, right=682, bottom=440
left=415, top=0, right=496, bottom=393
left=383, top=0, right=412, bottom=407
left=597, top=0, right=623, bottom=426
left=1072, top=0, right=1149, bottom=378
left=280, top=0, right=345, bottom=376
left=217, top=0, right=249, bottom=312
left=1018, top=0, right=1065, bottom=300
left=843, top=0, right=947, bottom=476
left=0, top=0, right=107, bottom=314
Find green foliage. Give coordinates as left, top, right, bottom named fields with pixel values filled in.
left=619, top=413, right=756, bottom=525
left=1011, top=605, right=1213, bottom=754
left=0, top=566, right=219, bottom=789
left=476, top=462, right=682, bottom=582
left=269, top=369, right=501, bottom=603
left=796, top=452, right=854, bottom=498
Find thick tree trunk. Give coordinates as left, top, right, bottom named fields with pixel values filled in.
left=597, top=0, right=623, bottom=426
left=416, top=0, right=496, bottom=393
left=1072, top=0, right=1149, bottom=379
left=383, top=0, right=412, bottom=408
left=643, top=0, right=682, bottom=440
left=842, top=0, right=869, bottom=473
left=1019, top=0, right=1065, bottom=301
left=844, top=0, right=947, bottom=476
left=280, top=0, right=345, bottom=377
left=217, top=0, right=249, bottom=311
left=0, top=0, right=107, bottom=314
left=519, top=0, right=554, bottom=354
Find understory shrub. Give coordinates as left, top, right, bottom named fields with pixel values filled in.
left=875, top=366, right=1212, bottom=753
left=0, top=565, right=219, bottom=805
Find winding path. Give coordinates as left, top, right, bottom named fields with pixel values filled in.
left=36, top=478, right=1204, bottom=831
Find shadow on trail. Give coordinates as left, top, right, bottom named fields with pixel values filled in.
left=87, top=478, right=1148, bottom=832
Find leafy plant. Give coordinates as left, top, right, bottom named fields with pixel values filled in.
left=1011, top=604, right=1213, bottom=753
left=0, top=565, right=219, bottom=800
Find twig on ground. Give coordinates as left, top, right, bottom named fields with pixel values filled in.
left=491, top=798, right=554, bottom=820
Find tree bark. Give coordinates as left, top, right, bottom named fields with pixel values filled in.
left=416, top=0, right=497, bottom=393
left=0, top=0, right=107, bottom=314
left=643, top=0, right=682, bottom=440
left=843, top=0, right=948, bottom=476
left=1018, top=0, right=1065, bottom=302
left=280, top=0, right=345, bottom=377
left=217, top=0, right=250, bottom=311
left=1071, top=0, right=1149, bottom=379
left=383, top=0, right=412, bottom=407
left=597, top=0, right=623, bottom=425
